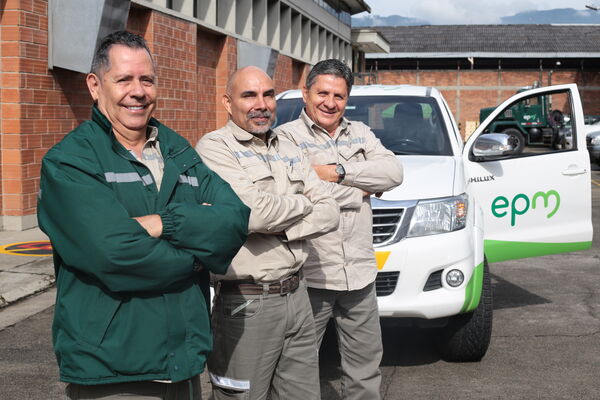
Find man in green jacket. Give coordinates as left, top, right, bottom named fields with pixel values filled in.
left=37, top=31, right=249, bottom=399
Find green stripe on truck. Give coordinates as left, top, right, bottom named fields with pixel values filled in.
left=484, top=240, right=592, bottom=263
left=461, top=261, right=484, bottom=313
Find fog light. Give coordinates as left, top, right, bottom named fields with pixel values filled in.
left=446, top=269, right=464, bottom=287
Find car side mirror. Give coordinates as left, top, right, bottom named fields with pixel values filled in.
left=472, top=133, right=518, bottom=161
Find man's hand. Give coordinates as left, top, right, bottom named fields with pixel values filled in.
left=133, top=214, right=163, bottom=238
left=362, top=191, right=383, bottom=198
left=312, top=164, right=339, bottom=183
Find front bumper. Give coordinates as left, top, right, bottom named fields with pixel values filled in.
left=375, top=227, right=477, bottom=319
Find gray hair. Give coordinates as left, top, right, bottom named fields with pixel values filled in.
left=306, top=59, right=353, bottom=94
left=90, top=30, right=154, bottom=75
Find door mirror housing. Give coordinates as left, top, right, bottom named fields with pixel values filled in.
left=472, top=133, right=518, bottom=161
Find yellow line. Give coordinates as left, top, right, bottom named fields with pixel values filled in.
left=592, top=179, right=600, bottom=187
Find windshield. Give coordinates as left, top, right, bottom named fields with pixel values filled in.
left=276, top=95, right=452, bottom=156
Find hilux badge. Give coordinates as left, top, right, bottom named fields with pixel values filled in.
left=469, top=175, right=495, bottom=183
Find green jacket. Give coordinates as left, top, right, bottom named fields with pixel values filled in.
left=37, top=106, right=249, bottom=385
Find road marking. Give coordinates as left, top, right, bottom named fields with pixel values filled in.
left=0, top=241, right=52, bottom=256
left=592, top=179, right=600, bottom=187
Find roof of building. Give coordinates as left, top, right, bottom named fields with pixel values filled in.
left=367, top=24, right=600, bottom=58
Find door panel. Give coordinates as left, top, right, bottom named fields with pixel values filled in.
left=464, top=84, right=592, bottom=262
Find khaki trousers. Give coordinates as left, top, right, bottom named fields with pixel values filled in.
left=65, top=375, right=201, bottom=399
left=308, top=282, right=383, bottom=400
left=208, top=278, right=320, bottom=400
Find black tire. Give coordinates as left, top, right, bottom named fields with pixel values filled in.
left=502, top=128, right=525, bottom=154
left=437, top=259, right=493, bottom=362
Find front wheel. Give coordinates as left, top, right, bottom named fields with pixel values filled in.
left=436, top=259, right=493, bottom=362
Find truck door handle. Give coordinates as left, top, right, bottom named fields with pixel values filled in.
left=561, top=168, right=586, bottom=176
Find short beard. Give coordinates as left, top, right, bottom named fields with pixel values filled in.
left=247, top=110, right=273, bottom=135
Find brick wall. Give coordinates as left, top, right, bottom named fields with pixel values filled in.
left=376, top=69, right=600, bottom=135
left=0, top=0, right=89, bottom=229
left=0, top=2, right=308, bottom=230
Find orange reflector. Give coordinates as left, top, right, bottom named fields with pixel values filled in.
left=375, top=251, right=391, bottom=270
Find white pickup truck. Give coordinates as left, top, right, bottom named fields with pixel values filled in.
left=275, top=83, right=593, bottom=362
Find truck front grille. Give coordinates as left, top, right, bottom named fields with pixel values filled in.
left=376, top=271, right=400, bottom=296
left=372, top=208, right=404, bottom=244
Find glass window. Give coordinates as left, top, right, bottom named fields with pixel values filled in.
left=276, top=96, right=453, bottom=156
left=482, top=90, right=575, bottom=156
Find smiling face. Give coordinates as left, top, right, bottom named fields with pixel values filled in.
left=223, top=66, right=276, bottom=136
left=86, top=44, right=157, bottom=139
left=302, top=74, right=349, bottom=135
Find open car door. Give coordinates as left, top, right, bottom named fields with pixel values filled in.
left=463, top=83, right=592, bottom=263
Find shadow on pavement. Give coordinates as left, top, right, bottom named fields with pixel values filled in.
left=491, top=273, right=551, bottom=310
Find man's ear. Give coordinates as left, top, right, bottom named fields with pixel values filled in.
left=301, top=85, right=309, bottom=104
left=222, top=94, right=232, bottom=115
left=86, top=73, right=100, bottom=102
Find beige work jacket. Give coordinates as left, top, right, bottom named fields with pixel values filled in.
left=275, top=110, right=403, bottom=291
left=196, top=120, right=339, bottom=283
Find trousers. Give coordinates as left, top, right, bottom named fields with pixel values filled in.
left=308, top=282, right=383, bottom=400
left=208, top=277, right=320, bottom=400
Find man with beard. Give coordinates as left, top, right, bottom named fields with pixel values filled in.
left=195, top=66, right=339, bottom=400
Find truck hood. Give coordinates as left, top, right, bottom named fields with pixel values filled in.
left=379, top=156, right=458, bottom=201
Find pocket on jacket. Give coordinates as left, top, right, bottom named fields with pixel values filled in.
left=286, top=165, right=305, bottom=193
left=242, top=162, right=272, bottom=183
left=339, top=144, right=366, bottom=162
left=77, top=291, right=122, bottom=348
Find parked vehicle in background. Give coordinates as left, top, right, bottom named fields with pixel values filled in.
left=275, top=84, right=592, bottom=362
left=479, top=84, right=570, bottom=152
left=586, top=120, right=600, bottom=166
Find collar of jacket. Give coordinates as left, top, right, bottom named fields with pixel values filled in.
left=299, top=108, right=351, bottom=138
left=90, top=105, right=202, bottom=206
left=90, top=104, right=192, bottom=161
left=227, top=120, right=279, bottom=149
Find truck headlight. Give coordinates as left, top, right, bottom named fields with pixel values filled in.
left=407, top=194, right=468, bottom=237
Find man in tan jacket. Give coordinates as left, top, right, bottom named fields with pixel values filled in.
left=196, top=66, right=339, bottom=400
left=276, top=59, right=403, bottom=400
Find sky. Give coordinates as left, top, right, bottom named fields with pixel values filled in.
left=357, top=0, right=598, bottom=24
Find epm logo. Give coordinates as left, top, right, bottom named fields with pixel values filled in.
left=491, top=190, right=560, bottom=226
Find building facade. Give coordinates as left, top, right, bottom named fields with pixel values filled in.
left=0, top=0, right=375, bottom=230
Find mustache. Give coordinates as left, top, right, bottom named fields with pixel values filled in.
left=247, top=110, right=272, bottom=119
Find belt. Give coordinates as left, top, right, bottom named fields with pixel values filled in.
left=218, top=271, right=300, bottom=295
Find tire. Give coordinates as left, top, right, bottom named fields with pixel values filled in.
left=502, top=128, right=525, bottom=154
left=437, top=259, right=493, bottom=362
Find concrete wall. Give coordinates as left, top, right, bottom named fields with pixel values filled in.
left=0, top=0, right=308, bottom=230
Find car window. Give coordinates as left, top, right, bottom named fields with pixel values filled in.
left=481, top=90, right=575, bottom=156
left=276, top=95, right=453, bottom=156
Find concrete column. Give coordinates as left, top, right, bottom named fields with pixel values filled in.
left=236, top=0, right=252, bottom=38
left=197, top=0, right=217, bottom=24
left=171, top=0, right=194, bottom=16
left=267, top=0, right=280, bottom=49
left=252, top=0, right=267, bottom=44
left=291, top=11, right=301, bottom=58
left=217, top=0, right=236, bottom=32
left=280, top=4, right=291, bottom=53
left=301, top=17, right=310, bottom=61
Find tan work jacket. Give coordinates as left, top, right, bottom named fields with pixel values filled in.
left=196, top=120, right=339, bottom=283
left=275, top=110, right=403, bottom=291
